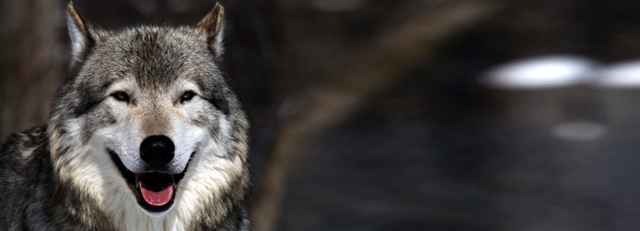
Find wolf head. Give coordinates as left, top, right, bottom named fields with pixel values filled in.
left=47, top=2, right=249, bottom=229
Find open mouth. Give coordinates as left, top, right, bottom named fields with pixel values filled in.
left=108, top=149, right=187, bottom=213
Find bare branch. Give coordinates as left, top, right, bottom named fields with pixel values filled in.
left=250, top=1, right=500, bottom=230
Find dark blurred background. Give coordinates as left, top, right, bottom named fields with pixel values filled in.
left=5, top=0, right=640, bottom=230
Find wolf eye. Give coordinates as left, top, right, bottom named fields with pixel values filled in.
left=181, top=91, right=196, bottom=103
left=111, top=91, right=130, bottom=102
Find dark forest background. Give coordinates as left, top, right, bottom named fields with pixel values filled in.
left=4, top=0, right=640, bottom=230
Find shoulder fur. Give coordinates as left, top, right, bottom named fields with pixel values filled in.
left=0, top=126, right=48, bottom=230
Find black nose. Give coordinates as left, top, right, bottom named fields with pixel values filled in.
left=140, top=135, right=175, bottom=166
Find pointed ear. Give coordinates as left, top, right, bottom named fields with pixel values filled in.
left=196, top=3, right=225, bottom=57
left=66, top=2, right=93, bottom=63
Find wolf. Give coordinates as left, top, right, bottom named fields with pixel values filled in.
left=0, top=2, right=250, bottom=231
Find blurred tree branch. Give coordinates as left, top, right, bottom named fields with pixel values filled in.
left=250, top=0, right=501, bottom=230
left=0, top=0, right=63, bottom=142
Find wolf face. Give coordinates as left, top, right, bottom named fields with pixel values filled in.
left=72, top=24, right=233, bottom=214
left=44, top=3, right=249, bottom=229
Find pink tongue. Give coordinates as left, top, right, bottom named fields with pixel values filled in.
left=136, top=174, right=175, bottom=206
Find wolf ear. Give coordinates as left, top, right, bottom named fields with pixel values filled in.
left=66, top=2, right=93, bottom=63
left=196, top=3, right=225, bottom=58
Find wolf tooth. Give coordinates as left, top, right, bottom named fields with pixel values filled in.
left=0, top=2, right=250, bottom=231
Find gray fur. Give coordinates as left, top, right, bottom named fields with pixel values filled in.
left=0, top=3, right=250, bottom=231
